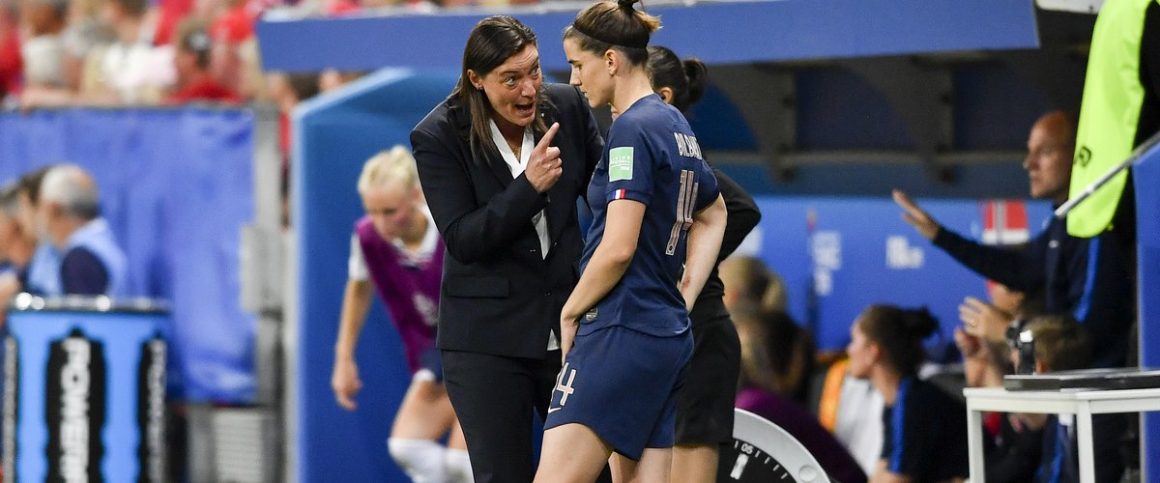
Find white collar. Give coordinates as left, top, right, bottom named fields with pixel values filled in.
left=488, top=120, right=534, bottom=177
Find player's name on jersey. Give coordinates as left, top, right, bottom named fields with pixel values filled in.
left=674, top=132, right=703, bottom=160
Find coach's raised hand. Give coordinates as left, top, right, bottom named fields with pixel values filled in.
left=892, top=189, right=940, bottom=240
left=526, top=122, right=563, bottom=193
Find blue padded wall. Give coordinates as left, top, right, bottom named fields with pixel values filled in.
left=0, top=109, right=257, bottom=403
left=1134, top=143, right=1160, bottom=480
left=258, top=0, right=1039, bottom=73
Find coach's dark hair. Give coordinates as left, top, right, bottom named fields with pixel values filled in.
left=564, top=0, right=660, bottom=67
left=646, top=45, right=707, bottom=113
left=453, top=15, right=548, bottom=157
left=857, top=305, right=938, bottom=376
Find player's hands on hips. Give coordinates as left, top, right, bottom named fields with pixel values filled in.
left=560, top=314, right=579, bottom=364
left=526, top=123, right=563, bottom=193
left=331, top=357, right=363, bottom=411
left=892, top=189, right=940, bottom=240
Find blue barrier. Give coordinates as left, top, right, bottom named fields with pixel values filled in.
left=0, top=109, right=257, bottom=403
left=1134, top=141, right=1160, bottom=480
left=257, top=0, right=1039, bottom=73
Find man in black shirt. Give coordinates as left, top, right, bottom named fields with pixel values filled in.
left=893, top=111, right=1133, bottom=369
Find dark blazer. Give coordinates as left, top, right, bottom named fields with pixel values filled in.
left=411, top=83, right=603, bottom=360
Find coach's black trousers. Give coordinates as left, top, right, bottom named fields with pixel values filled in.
left=442, top=349, right=561, bottom=483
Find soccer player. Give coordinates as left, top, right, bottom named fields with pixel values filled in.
left=535, top=1, right=728, bottom=481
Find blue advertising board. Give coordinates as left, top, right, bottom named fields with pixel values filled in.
left=751, top=196, right=1052, bottom=353
left=5, top=304, right=168, bottom=482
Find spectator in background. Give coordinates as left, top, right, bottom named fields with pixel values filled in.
left=15, top=166, right=59, bottom=296
left=78, top=0, right=173, bottom=104
left=269, top=72, right=320, bottom=157
left=819, top=359, right=884, bottom=476
left=1012, top=315, right=1125, bottom=483
left=0, top=182, right=36, bottom=275
left=735, top=309, right=866, bottom=483
left=717, top=255, right=784, bottom=315
left=0, top=182, right=36, bottom=323
left=846, top=304, right=968, bottom=483
left=167, top=17, right=239, bottom=104
left=208, top=0, right=256, bottom=45
left=234, top=36, right=267, bottom=101
left=894, top=111, right=1134, bottom=368
left=208, top=0, right=259, bottom=96
left=954, top=312, right=1043, bottom=483
left=153, top=0, right=192, bottom=45
left=736, top=309, right=815, bottom=405
left=31, top=164, right=127, bottom=297
left=60, top=0, right=112, bottom=90
left=18, top=0, right=68, bottom=91
left=0, top=0, right=20, bottom=101
left=13, top=0, right=75, bottom=107
left=0, top=184, right=23, bottom=266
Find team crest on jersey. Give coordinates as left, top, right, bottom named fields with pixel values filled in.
left=609, top=147, right=634, bottom=181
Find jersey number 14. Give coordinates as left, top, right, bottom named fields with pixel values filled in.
left=666, top=170, right=699, bottom=256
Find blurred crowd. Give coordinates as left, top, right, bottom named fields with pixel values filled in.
left=0, top=0, right=547, bottom=113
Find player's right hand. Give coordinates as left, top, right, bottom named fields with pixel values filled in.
left=332, top=358, right=363, bottom=411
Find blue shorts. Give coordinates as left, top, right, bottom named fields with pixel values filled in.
left=415, top=346, right=443, bottom=383
left=543, top=325, right=693, bottom=460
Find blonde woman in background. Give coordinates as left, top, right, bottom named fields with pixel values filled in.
left=331, top=147, right=472, bottom=482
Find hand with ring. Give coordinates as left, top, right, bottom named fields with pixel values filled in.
left=958, top=296, right=1014, bottom=344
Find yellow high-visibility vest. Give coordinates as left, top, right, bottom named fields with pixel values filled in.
left=1069, top=0, right=1159, bottom=237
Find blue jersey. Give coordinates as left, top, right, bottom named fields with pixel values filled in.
left=578, top=94, right=719, bottom=337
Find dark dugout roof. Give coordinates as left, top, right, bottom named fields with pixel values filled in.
left=256, top=0, right=1040, bottom=73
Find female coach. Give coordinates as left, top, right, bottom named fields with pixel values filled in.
left=409, top=15, right=604, bottom=483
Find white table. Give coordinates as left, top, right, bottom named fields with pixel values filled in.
left=963, top=387, right=1160, bottom=483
